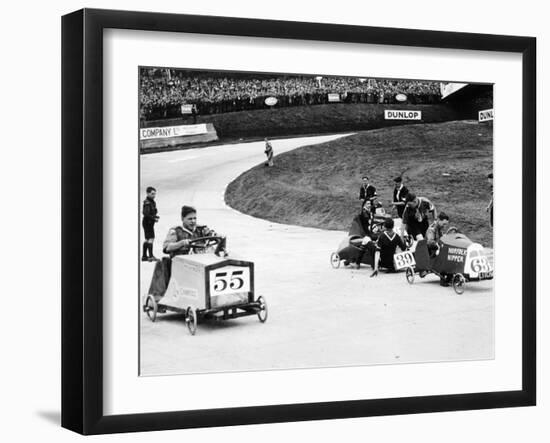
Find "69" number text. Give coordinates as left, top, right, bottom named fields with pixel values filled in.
left=470, top=257, right=490, bottom=273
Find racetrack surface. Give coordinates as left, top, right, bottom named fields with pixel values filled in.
left=140, top=134, right=494, bottom=376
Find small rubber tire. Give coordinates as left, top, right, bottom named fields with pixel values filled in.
left=257, top=296, right=268, bottom=323
left=144, top=295, right=158, bottom=322
left=452, top=273, right=466, bottom=295
left=186, top=307, right=198, bottom=335
left=406, top=267, right=415, bottom=284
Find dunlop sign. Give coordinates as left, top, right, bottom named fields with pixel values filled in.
left=478, top=108, right=494, bottom=122
left=140, top=123, right=208, bottom=140
left=384, top=110, right=422, bottom=120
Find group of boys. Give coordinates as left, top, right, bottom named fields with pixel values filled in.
left=141, top=171, right=491, bottom=285
left=356, top=175, right=451, bottom=278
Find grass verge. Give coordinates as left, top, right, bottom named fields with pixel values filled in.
left=225, top=121, right=493, bottom=246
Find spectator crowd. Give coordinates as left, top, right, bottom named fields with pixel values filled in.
left=140, top=69, right=442, bottom=120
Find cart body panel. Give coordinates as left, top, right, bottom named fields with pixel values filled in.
left=158, top=254, right=254, bottom=311
left=336, top=236, right=376, bottom=266
left=411, top=233, right=493, bottom=280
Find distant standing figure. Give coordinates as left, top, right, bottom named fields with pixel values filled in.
left=142, top=186, right=160, bottom=262
left=392, top=176, right=409, bottom=218
left=264, top=138, right=274, bottom=167
left=486, top=173, right=493, bottom=227
left=191, top=104, right=197, bottom=124
left=359, top=175, right=377, bottom=207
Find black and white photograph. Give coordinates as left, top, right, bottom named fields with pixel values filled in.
left=0, top=0, right=538, bottom=439
left=138, top=68, right=495, bottom=376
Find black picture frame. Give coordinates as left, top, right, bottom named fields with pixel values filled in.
left=61, top=8, right=536, bottom=435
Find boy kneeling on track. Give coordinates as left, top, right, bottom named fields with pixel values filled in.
left=370, top=217, right=407, bottom=278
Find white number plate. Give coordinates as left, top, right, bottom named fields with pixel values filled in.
left=470, top=257, right=492, bottom=274
left=394, top=251, right=416, bottom=270
left=209, top=266, right=251, bottom=296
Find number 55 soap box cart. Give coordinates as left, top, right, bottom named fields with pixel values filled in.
left=143, top=254, right=268, bottom=335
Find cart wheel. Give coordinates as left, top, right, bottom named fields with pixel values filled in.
left=330, top=252, right=340, bottom=269
left=257, top=296, right=268, bottom=323
left=406, top=267, right=415, bottom=284
left=144, top=294, right=157, bottom=322
left=452, top=273, right=466, bottom=295
left=186, top=307, right=197, bottom=335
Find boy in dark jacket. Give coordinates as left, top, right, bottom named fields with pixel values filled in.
left=142, top=186, right=159, bottom=261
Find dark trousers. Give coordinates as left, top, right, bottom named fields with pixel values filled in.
left=396, top=206, right=405, bottom=218
left=142, top=220, right=155, bottom=240
left=408, top=219, right=429, bottom=239
left=355, top=241, right=376, bottom=266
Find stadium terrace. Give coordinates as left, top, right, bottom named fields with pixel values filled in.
left=139, top=68, right=442, bottom=120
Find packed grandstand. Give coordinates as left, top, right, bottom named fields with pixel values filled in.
left=140, top=68, right=442, bottom=120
